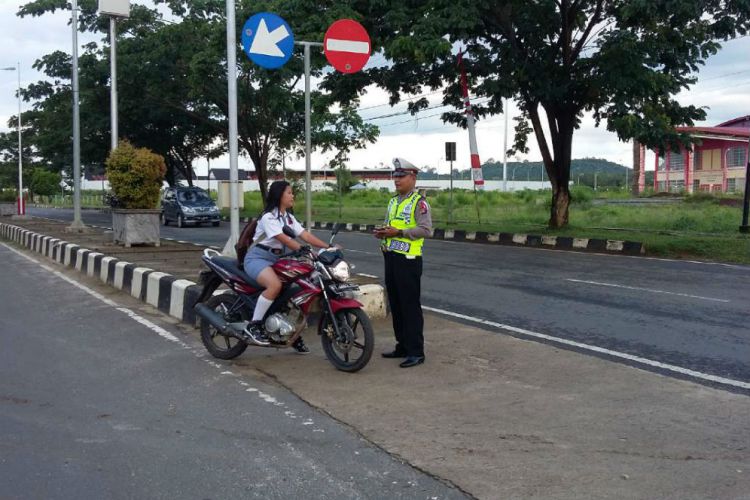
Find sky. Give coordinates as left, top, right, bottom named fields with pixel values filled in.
left=1, top=1, right=749, bottom=176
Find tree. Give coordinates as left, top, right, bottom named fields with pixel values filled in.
left=155, top=0, right=378, bottom=200
left=28, top=168, right=61, bottom=198
left=317, top=0, right=749, bottom=227
left=18, top=0, right=378, bottom=201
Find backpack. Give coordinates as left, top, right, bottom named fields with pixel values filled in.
left=235, top=217, right=258, bottom=268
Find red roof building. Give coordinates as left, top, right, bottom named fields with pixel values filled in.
left=653, top=115, right=749, bottom=193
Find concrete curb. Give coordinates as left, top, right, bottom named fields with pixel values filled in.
left=222, top=217, right=646, bottom=256
left=0, top=222, right=387, bottom=328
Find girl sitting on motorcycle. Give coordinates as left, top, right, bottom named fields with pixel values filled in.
left=243, top=180, right=332, bottom=351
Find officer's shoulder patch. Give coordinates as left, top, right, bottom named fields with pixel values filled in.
left=418, top=199, right=429, bottom=214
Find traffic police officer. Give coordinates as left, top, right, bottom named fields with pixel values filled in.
left=374, top=158, right=433, bottom=368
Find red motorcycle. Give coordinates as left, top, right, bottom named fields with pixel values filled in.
left=194, top=225, right=374, bottom=372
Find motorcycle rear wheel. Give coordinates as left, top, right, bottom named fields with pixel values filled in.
left=319, top=308, right=374, bottom=372
left=200, top=294, right=248, bottom=360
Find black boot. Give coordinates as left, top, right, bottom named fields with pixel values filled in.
left=292, top=337, right=310, bottom=354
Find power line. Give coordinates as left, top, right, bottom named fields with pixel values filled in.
left=357, top=88, right=445, bottom=111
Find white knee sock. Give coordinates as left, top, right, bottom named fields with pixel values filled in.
left=252, top=294, right=275, bottom=322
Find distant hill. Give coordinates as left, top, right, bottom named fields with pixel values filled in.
left=418, top=158, right=653, bottom=188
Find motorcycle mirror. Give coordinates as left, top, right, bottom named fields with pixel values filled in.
left=331, top=223, right=341, bottom=236
left=282, top=225, right=296, bottom=238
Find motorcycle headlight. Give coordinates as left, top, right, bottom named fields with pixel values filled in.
left=328, top=261, right=350, bottom=282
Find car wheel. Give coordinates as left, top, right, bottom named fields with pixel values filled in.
left=177, top=214, right=184, bottom=228
left=161, top=212, right=168, bottom=226
left=212, top=221, right=220, bottom=227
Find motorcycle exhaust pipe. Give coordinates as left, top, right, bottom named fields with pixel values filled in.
left=194, top=303, right=245, bottom=338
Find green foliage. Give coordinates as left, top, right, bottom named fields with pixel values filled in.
left=105, top=140, right=166, bottom=209
left=28, top=168, right=60, bottom=197
left=569, top=185, right=595, bottom=204
left=312, top=0, right=750, bottom=227
left=0, top=190, right=16, bottom=202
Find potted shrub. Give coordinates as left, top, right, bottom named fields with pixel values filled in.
left=106, top=140, right=166, bottom=247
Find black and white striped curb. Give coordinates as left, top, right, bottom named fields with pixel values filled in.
left=1, top=222, right=203, bottom=324
left=0, top=221, right=387, bottom=322
left=222, top=217, right=645, bottom=255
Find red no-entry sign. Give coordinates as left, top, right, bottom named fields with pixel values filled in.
left=324, top=19, right=371, bottom=74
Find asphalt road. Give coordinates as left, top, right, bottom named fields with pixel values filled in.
left=27, top=207, right=750, bottom=388
left=0, top=242, right=466, bottom=499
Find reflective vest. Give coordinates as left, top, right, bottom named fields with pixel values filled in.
left=383, top=191, right=424, bottom=257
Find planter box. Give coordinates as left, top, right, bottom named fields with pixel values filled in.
left=112, top=209, right=161, bottom=247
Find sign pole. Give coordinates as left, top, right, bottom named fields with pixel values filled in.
left=110, top=17, right=118, bottom=150
left=296, top=41, right=322, bottom=231
left=304, top=42, right=312, bottom=231
left=226, top=0, right=239, bottom=245
left=449, top=160, right=454, bottom=224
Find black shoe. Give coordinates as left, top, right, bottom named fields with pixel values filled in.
left=399, top=356, right=425, bottom=368
left=242, top=321, right=270, bottom=346
left=292, top=337, right=310, bottom=354
left=382, top=349, right=407, bottom=359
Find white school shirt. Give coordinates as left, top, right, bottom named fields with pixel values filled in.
left=253, top=209, right=305, bottom=250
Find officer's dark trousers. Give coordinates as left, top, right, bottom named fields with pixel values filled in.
left=383, top=251, right=424, bottom=357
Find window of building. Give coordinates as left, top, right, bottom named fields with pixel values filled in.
left=727, top=178, right=737, bottom=192
left=657, top=157, right=666, bottom=172
left=669, top=180, right=684, bottom=192
left=669, top=151, right=684, bottom=171
left=698, top=149, right=723, bottom=171
left=693, top=179, right=700, bottom=192
left=657, top=181, right=667, bottom=191
left=694, top=150, right=703, bottom=170
left=727, top=147, right=747, bottom=169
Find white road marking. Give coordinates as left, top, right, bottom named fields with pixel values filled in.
left=356, top=273, right=379, bottom=279
left=422, top=305, right=750, bottom=391
left=566, top=278, right=730, bottom=303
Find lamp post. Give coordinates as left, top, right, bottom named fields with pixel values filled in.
left=2, top=63, right=25, bottom=216
left=67, top=0, right=86, bottom=231
left=98, top=1, right=131, bottom=151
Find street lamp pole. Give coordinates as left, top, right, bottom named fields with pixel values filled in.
left=68, top=0, right=85, bottom=230
left=1, top=64, right=24, bottom=216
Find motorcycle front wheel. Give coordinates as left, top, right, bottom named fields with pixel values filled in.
left=200, top=293, right=248, bottom=360
left=319, top=308, right=374, bottom=372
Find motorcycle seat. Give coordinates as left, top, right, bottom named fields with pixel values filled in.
left=211, top=256, right=263, bottom=289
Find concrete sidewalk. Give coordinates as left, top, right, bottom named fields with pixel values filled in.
left=228, top=315, right=750, bottom=499
left=3, top=216, right=749, bottom=499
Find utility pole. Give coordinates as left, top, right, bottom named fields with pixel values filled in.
left=1, top=64, right=25, bottom=217
left=503, top=97, right=508, bottom=192
left=67, top=0, right=85, bottom=231
left=225, top=0, right=240, bottom=246
left=594, top=172, right=598, bottom=191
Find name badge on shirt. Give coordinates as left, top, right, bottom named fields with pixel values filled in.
left=388, top=239, right=411, bottom=253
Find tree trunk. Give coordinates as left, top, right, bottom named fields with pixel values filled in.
left=550, top=182, right=570, bottom=228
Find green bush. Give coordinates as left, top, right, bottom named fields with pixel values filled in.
left=29, top=168, right=61, bottom=197
left=570, top=185, right=595, bottom=204
left=105, top=140, right=166, bottom=209
left=0, top=190, right=16, bottom=202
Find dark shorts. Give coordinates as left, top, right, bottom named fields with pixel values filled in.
left=243, top=246, right=280, bottom=281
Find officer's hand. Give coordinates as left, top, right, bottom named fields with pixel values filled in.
left=378, top=226, right=399, bottom=238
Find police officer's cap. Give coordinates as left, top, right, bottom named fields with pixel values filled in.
left=392, top=158, right=420, bottom=177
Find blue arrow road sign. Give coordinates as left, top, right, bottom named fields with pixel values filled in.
left=241, top=12, right=294, bottom=69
